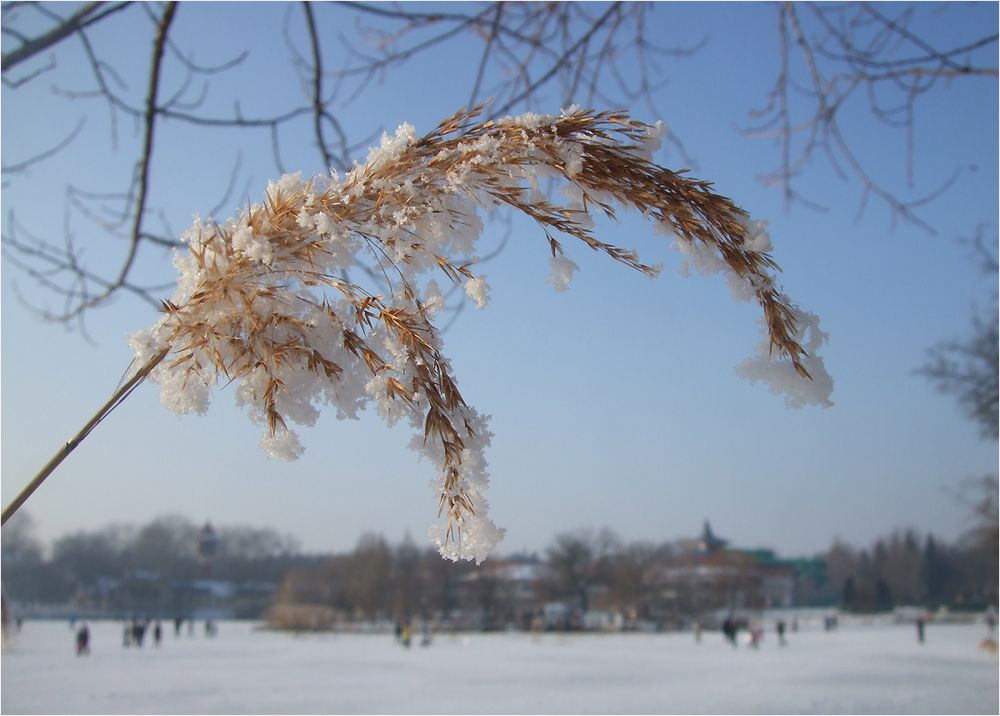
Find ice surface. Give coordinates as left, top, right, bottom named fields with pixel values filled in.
left=2, top=620, right=996, bottom=714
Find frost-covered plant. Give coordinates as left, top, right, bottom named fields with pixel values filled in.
left=8, top=105, right=833, bottom=561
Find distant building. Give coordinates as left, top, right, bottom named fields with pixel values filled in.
left=644, top=521, right=820, bottom=623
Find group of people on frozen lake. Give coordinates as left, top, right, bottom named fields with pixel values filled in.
left=394, top=620, right=432, bottom=648
left=708, top=611, right=988, bottom=649
left=715, top=615, right=800, bottom=649
left=66, top=616, right=219, bottom=655
left=122, top=618, right=162, bottom=648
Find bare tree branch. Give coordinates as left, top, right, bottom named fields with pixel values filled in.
left=5, top=2, right=179, bottom=322
left=1, top=54, right=55, bottom=88
left=1, top=117, right=85, bottom=176
left=1, top=1, right=130, bottom=72
left=744, top=2, right=996, bottom=232
left=469, top=2, right=504, bottom=108
left=303, top=2, right=338, bottom=172
left=920, top=229, right=999, bottom=441
left=489, top=3, right=622, bottom=119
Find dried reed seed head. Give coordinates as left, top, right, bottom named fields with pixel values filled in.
left=134, top=103, right=832, bottom=563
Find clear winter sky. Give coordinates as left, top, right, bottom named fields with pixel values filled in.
left=2, top=2, right=997, bottom=558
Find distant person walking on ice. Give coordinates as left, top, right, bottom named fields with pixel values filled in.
left=132, top=619, right=147, bottom=648
left=75, top=623, right=90, bottom=655
left=776, top=619, right=787, bottom=646
left=916, top=616, right=926, bottom=643
left=722, top=615, right=738, bottom=647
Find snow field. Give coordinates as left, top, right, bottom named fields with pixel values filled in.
left=2, top=620, right=996, bottom=714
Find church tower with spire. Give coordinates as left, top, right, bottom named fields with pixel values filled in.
left=698, top=520, right=728, bottom=554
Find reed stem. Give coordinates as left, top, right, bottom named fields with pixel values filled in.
left=1, top=347, right=170, bottom=526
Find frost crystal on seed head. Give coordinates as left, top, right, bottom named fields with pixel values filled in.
left=260, top=428, right=305, bottom=461
left=548, top=255, right=580, bottom=292
left=738, top=215, right=773, bottom=254
left=134, top=104, right=831, bottom=563
left=736, top=306, right=834, bottom=409
left=464, top=276, right=491, bottom=309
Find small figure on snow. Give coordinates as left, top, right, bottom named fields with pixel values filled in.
left=916, top=616, right=926, bottom=644
left=75, top=623, right=90, bottom=655
left=132, top=619, right=147, bottom=648
left=776, top=619, right=787, bottom=647
left=530, top=613, right=544, bottom=640
left=153, top=621, right=163, bottom=647
left=722, top=615, right=738, bottom=647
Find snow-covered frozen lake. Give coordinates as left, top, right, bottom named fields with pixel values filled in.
left=2, top=619, right=997, bottom=714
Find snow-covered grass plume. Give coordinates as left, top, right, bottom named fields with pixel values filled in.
left=129, top=104, right=833, bottom=563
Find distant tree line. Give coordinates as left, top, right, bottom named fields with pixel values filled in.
left=267, top=524, right=998, bottom=631
left=267, top=528, right=679, bottom=631
left=3, top=509, right=995, bottom=625
left=827, top=518, right=997, bottom=614
left=1, top=513, right=317, bottom=610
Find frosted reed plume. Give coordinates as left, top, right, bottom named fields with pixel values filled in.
left=126, top=104, right=832, bottom=563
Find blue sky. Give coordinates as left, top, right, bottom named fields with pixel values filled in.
left=2, top=2, right=997, bottom=558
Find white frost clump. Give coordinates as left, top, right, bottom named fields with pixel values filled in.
left=231, top=224, right=273, bottom=265
left=153, top=356, right=213, bottom=415
left=636, top=120, right=665, bottom=160
left=548, top=254, right=580, bottom=292
left=736, top=304, right=834, bottom=408
left=464, top=276, right=491, bottom=309
left=367, top=123, right=417, bottom=170
left=432, top=507, right=506, bottom=564
left=422, top=425, right=505, bottom=564
left=553, top=140, right=585, bottom=176
left=260, top=428, right=305, bottom=461
left=502, top=111, right=552, bottom=129
left=739, top=216, right=773, bottom=253
left=674, top=235, right=728, bottom=277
